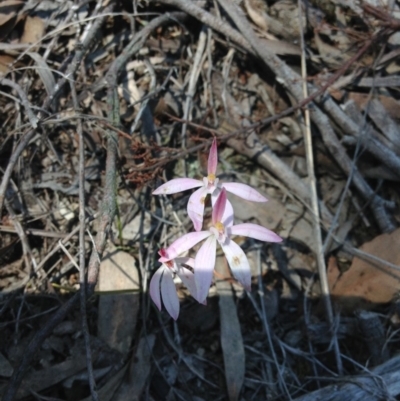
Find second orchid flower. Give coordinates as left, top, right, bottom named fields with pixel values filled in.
left=159, top=188, right=282, bottom=303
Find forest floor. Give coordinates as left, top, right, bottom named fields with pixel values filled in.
left=1, top=1, right=400, bottom=400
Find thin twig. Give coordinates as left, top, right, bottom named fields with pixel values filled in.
left=4, top=200, right=37, bottom=275
left=0, top=78, right=38, bottom=128
left=255, top=247, right=292, bottom=399
left=70, top=75, right=99, bottom=400
left=0, top=224, right=86, bottom=239
left=297, top=0, right=342, bottom=374
left=181, top=26, right=208, bottom=143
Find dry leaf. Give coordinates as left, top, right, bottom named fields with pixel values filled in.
left=20, top=15, right=45, bottom=44
left=27, top=52, right=56, bottom=97
left=349, top=92, right=400, bottom=122
left=97, top=245, right=140, bottom=292
left=230, top=196, right=284, bottom=230
left=314, top=32, right=352, bottom=68
left=97, top=245, right=140, bottom=354
left=0, top=54, right=14, bottom=75
left=270, top=0, right=306, bottom=38
left=328, top=229, right=400, bottom=310
left=280, top=207, right=316, bottom=254
left=244, top=0, right=268, bottom=31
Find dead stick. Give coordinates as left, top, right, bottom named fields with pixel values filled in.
left=70, top=75, right=98, bottom=399
left=298, top=0, right=342, bottom=373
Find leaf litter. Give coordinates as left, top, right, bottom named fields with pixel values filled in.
left=0, top=0, right=400, bottom=400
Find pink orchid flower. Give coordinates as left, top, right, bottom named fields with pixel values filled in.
left=149, top=249, right=199, bottom=320
left=153, top=138, right=268, bottom=231
left=159, top=189, right=283, bottom=303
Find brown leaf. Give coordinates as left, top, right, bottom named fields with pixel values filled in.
left=244, top=0, right=268, bottom=31
left=20, top=15, right=45, bottom=44
left=328, top=229, right=400, bottom=310
left=230, top=196, right=284, bottom=231
left=314, top=32, right=352, bottom=68
left=97, top=245, right=140, bottom=292
left=0, top=54, right=14, bottom=75
left=97, top=245, right=140, bottom=354
left=349, top=92, right=400, bottom=123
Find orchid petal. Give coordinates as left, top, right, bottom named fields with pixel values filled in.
left=160, top=268, right=180, bottom=320
left=187, top=186, right=208, bottom=231
left=176, top=258, right=206, bottom=304
left=149, top=266, right=164, bottom=311
left=195, top=236, right=217, bottom=303
left=211, top=191, right=234, bottom=227
left=223, top=199, right=234, bottom=227
left=153, top=178, right=202, bottom=195
left=175, top=257, right=195, bottom=269
left=220, top=239, right=251, bottom=290
left=208, top=138, right=218, bottom=175
left=212, top=188, right=227, bottom=224
left=176, top=265, right=199, bottom=301
left=230, top=223, right=282, bottom=243
left=160, top=231, right=211, bottom=262
left=222, top=182, right=268, bottom=202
